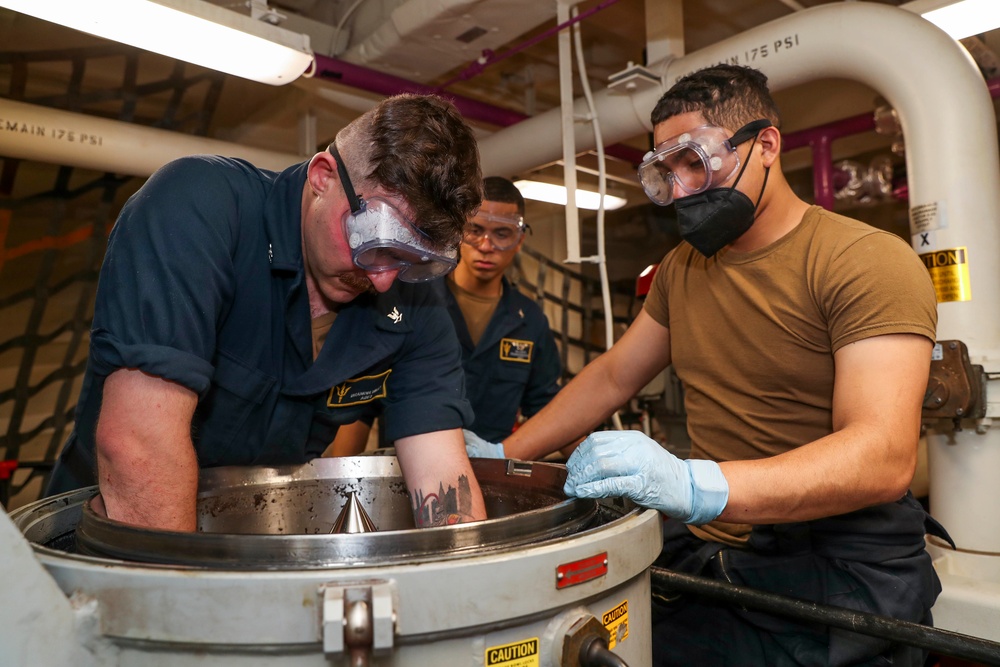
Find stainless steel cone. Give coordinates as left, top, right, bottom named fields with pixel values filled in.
left=330, top=491, right=378, bottom=534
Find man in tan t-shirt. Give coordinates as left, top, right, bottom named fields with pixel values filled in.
left=491, top=65, right=944, bottom=666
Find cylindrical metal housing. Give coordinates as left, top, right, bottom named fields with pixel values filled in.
left=10, top=457, right=662, bottom=666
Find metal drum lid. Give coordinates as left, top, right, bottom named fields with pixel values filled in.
left=75, top=457, right=598, bottom=569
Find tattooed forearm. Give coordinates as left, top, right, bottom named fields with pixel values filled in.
left=411, top=474, right=478, bottom=527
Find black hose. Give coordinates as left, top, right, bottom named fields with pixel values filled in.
left=580, top=636, right=629, bottom=667
left=650, top=566, right=1000, bottom=666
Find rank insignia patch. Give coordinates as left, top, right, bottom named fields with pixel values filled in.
left=327, top=369, right=392, bottom=407
left=500, top=338, right=533, bottom=363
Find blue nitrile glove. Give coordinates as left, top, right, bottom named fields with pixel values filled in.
left=463, top=429, right=506, bottom=459
left=563, top=430, right=729, bottom=525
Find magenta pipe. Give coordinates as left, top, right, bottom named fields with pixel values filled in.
left=313, top=53, right=646, bottom=166
left=314, top=54, right=528, bottom=127
left=781, top=113, right=876, bottom=153
left=433, top=0, right=622, bottom=91
left=781, top=112, right=875, bottom=210
left=780, top=76, right=1000, bottom=209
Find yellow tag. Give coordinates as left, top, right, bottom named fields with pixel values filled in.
left=485, top=638, right=539, bottom=667
left=327, top=369, right=391, bottom=407
left=602, top=600, right=629, bottom=649
left=920, top=247, right=972, bottom=303
left=500, top=338, right=533, bottom=363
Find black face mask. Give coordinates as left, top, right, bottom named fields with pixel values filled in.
left=674, top=137, right=770, bottom=258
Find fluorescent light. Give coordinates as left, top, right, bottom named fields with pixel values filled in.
left=903, top=0, right=1000, bottom=40
left=514, top=180, right=628, bottom=211
left=0, top=0, right=314, bottom=85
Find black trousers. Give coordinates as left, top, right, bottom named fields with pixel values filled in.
left=651, top=495, right=945, bottom=667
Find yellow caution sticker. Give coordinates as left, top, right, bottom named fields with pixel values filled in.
left=919, top=247, right=972, bottom=303
left=602, top=600, right=629, bottom=649
left=485, top=638, right=539, bottom=667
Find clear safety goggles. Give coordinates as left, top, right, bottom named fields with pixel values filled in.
left=463, top=211, right=528, bottom=251
left=331, top=145, right=457, bottom=282
left=638, top=119, right=772, bottom=206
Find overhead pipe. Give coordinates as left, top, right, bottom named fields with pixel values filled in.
left=432, top=0, right=622, bottom=92
left=0, top=98, right=301, bottom=177
left=313, top=53, right=527, bottom=127
left=313, top=53, right=646, bottom=165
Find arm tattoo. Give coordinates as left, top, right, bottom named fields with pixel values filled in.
left=410, top=474, right=477, bottom=527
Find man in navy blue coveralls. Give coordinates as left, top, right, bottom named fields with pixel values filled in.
left=46, top=94, right=488, bottom=531
left=437, top=176, right=561, bottom=443
left=332, top=177, right=563, bottom=454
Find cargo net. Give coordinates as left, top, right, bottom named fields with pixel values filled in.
left=511, top=245, right=633, bottom=380
left=0, top=44, right=224, bottom=508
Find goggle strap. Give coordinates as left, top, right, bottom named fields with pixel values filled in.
left=328, top=143, right=364, bottom=214
left=728, top=132, right=760, bottom=191
left=725, top=119, right=773, bottom=150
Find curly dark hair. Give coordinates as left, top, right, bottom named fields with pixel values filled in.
left=483, top=176, right=525, bottom=216
left=334, top=94, right=483, bottom=250
left=651, top=64, right=781, bottom=132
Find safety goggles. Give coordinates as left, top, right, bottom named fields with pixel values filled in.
left=330, top=145, right=457, bottom=282
left=463, top=211, right=528, bottom=251
left=638, top=119, right=772, bottom=206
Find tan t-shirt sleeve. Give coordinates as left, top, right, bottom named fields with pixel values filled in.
left=822, top=231, right=937, bottom=352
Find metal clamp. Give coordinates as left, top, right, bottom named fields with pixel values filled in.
left=922, top=340, right=986, bottom=423
left=321, top=580, right=396, bottom=666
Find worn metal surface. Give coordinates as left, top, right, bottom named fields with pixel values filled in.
left=69, top=457, right=599, bottom=568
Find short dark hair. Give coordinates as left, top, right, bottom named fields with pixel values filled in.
left=650, top=65, right=781, bottom=132
left=483, top=176, right=525, bottom=217
left=335, top=94, right=483, bottom=249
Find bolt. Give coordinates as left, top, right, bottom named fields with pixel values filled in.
left=949, top=342, right=958, bottom=350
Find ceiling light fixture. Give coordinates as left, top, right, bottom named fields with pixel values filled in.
left=902, top=0, right=1000, bottom=40
left=514, top=180, right=628, bottom=211
left=0, top=0, right=314, bottom=85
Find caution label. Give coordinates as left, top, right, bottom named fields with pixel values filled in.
left=602, top=600, right=629, bottom=649
left=919, top=246, right=972, bottom=303
left=485, top=638, right=539, bottom=667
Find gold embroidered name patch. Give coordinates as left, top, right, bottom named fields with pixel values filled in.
left=500, top=338, right=533, bottom=363
left=327, top=369, right=391, bottom=407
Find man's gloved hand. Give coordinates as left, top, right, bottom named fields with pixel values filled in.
left=563, top=430, right=729, bottom=525
left=463, top=429, right=505, bottom=459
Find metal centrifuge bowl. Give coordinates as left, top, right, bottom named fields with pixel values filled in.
left=72, top=456, right=598, bottom=568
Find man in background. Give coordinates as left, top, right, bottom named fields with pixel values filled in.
left=338, top=177, right=563, bottom=456
left=443, top=176, right=562, bottom=445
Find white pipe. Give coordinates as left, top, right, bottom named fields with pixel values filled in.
left=0, top=98, right=302, bottom=178
left=571, top=6, right=622, bottom=432
left=481, top=2, right=1000, bottom=557
left=557, top=0, right=582, bottom=264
